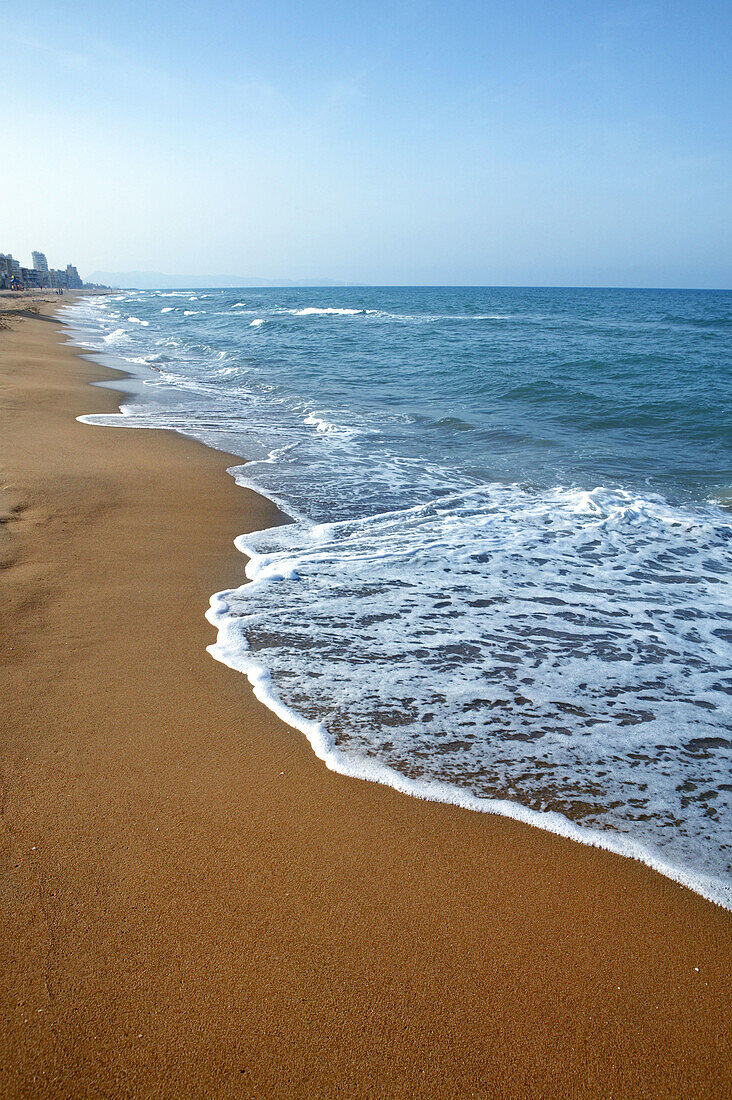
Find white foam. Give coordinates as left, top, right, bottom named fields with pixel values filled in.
left=206, top=587, right=731, bottom=911
left=292, top=307, right=364, bottom=316
left=250, top=318, right=266, bottom=327
left=302, top=412, right=357, bottom=437
left=205, top=483, right=732, bottom=908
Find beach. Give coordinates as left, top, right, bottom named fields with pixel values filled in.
left=1, top=301, right=730, bottom=1098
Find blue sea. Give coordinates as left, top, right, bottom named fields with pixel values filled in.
left=66, top=287, right=732, bottom=907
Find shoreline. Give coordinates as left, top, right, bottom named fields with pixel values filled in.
left=1, top=304, right=730, bottom=1097
left=67, top=298, right=732, bottom=912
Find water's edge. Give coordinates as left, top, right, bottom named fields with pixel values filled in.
left=58, top=305, right=732, bottom=912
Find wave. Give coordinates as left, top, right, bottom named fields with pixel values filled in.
left=431, top=416, right=477, bottom=431
left=207, top=586, right=731, bottom=910
left=286, top=308, right=514, bottom=322
left=292, top=306, right=365, bottom=316
left=301, top=412, right=361, bottom=438
left=205, top=483, right=732, bottom=909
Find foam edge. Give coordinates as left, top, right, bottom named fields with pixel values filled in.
left=205, top=590, right=732, bottom=913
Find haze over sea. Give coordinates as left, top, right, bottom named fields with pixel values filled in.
left=68, top=286, right=732, bottom=906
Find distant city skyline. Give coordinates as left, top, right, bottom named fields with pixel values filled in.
left=0, top=247, right=85, bottom=291
left=3, top=1, right=731, bottom=288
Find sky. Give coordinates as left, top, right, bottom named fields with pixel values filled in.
left=3, top=0, right=731, bottom=287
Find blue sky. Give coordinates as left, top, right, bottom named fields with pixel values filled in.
left=3, top=0, right=730, bottom=286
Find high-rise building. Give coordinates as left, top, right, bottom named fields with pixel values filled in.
left=32, top=251, right=49, bottom=273
left=65, top=264, right=83, bottom=289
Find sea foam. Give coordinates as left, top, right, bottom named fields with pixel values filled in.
left=293, top=306, right=364, bottom=316
left=207, top=583, right=731, bottom=911
left=206, top=481, right=732, bottom=908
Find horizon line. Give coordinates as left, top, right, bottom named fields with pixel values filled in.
left=94, top=281, right=732, bottom=292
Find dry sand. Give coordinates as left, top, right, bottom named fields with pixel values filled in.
left=1, top=305, right=730, bottom=1098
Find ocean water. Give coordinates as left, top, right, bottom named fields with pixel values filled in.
left=66, top=287, right=732, bottom=907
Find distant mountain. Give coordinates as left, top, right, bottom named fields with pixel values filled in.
left=88, top=271, right=356, bottom=290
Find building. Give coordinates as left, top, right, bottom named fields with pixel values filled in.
left=0, top=253, right=21, bottom=289
left=20, top=267, right=45, bottom=289
left=30, top=251, right=50, bottom=287
left=65, top=264, right=83, bottom=289
left=1, top=248, right=90, bottom=291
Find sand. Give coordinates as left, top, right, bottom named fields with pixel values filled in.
left=1, top=304, right=730, bottom=1098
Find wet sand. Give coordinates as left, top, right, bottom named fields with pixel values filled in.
left=1, top=304, right=730, bottom=1098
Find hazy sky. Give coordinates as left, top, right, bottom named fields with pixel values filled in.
left=3, top=0, right=730, bottom=286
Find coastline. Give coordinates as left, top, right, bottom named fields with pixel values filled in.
left=70, top=292, right=732, bottom=911
left=1, top=304, right=730, bottom=1097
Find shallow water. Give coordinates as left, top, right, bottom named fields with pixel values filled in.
left=67, top=286, right=732, bottom=906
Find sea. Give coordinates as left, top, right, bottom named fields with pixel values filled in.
left=64, top=286, right=732, bottom=908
